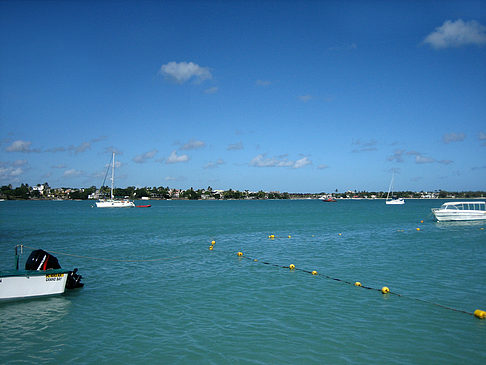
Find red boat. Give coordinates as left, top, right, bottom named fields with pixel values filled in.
left=136, top=205, right=151, bottom=208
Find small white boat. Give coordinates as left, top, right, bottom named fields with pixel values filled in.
left=385, top=172, right=405, bottom=205
left=0, top=245, right=83, bottom=301
left=96, top=152, right=135, bottom=208
left=432, top=201, right=486, bottom=222
left=320, top=195, right=337, bottom=202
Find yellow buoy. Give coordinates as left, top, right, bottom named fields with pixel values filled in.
left=289, top=264, right=295, bottom=270
left=311, top=270, right=318, bottom=275
left=237, top=251, right=243, bottom=256
left=381, top=286, right=390, bottom=294
left=474, top=309, right=486, bottom=319
left=416, top=228, right=421, bottom=231
left=288, top=235, right=291, bottom=239
left=211, top=240, right=215, bottom=245
left=209, top=246, right=213, bottom=250
left=338, top=233, right=342, bottom=236
left=254, top=259, right=258, bottom=262
left=355, top=282, right=362, bottom=287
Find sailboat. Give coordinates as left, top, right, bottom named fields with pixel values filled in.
left=96, top=152, right=135, bottom=208
left=385, top=172, right=405, bottom=205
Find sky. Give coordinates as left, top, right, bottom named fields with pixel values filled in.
left=1, top=0, right=485, bottom=193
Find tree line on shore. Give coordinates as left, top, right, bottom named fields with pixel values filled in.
left=1, top=183, right=485, bottom=200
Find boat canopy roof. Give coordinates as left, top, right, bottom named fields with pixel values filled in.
left=440, top=201, right=486, bottom=210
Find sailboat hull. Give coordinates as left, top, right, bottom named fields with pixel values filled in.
left=96, top=200, right=135, bottom=208
left=386, top=198, right=405, bottom=205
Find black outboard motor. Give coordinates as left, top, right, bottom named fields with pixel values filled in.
left=25, top=249, right=83, bottom=289
left=66, top=268, right=84, bottom=289
left=25, top=249, right=61, bottom=270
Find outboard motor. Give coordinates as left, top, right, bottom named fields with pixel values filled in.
left=25, top=249, right=61, bottom=270
left=66, top=268, right=84, bottom=289
left=25, top=249, right=83, bottom=289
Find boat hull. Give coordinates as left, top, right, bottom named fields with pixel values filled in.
left=0, top=269, right=70, bottom=300
left=386, top=199, right=405, bottom=205
left=96, top=200, right=135, bottom=208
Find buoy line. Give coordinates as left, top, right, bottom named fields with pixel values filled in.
left=20, top=245, right=183, bottom=263
left=235, top=251, right=486, bottom=320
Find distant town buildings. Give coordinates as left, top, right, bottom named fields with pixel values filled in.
left=0, top=183, right=482, bottom=201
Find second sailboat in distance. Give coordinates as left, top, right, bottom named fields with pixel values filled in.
left=96, top=152, right=135, bottom=208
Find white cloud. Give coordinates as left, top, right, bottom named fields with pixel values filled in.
left=388, top=149, right=452, bottom=164
left=480, top=131, right=486, bottom=146
left=423, top=19, right=486, bottom=49
left=0, top=166, right=24, bottom=179
left=180, top=140, right=205, bottom=150
left=298, top=95, right=312, bottom=102
left=204, top=159, right=224, bottom=169
left=293, top=156, right=311, bottom=169
left=250, top=154, right=311, bottom=169
left=133, top=149, right=158, bottom=163
left=166, top=151, right=189, bottom=164
left=159, top=61, right=212, bottom=84
left=12, top=159, right=27, bottom=166
left=388, top=149, right=405, bottom=163
left=227, top=142, right=243, bottom=151
left=74, top=142, right=91, bottom=153
left=256, top=80, right=272, bottom=86
left=443, top=132, right=465, bottom=143
left=415, top=155, right=435, bottom=164
left=352, top=139, right=378, bottom=153
left=204, top=86, right=218, bottom=94
left=328, top=42, right=357, bottom=51
left=63, top=169, right=83, bottom=177
left=6, top=140, right=35, bottom=152
left=438, top=159, right=453, bottom=165
left=45, top=138, right=104, bottom=154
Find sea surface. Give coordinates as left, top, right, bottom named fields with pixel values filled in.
left=1, top=199, right=485, bottom=364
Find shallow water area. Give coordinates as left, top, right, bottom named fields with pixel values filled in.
left=1, top=199, right=485, bottom=363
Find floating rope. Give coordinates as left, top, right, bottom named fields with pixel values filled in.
left=20, top=245, right=182, bottom=263
left=235, top=251, right=485, bottom=319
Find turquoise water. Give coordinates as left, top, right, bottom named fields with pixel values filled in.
left=1, top=199, right=485, bottom=364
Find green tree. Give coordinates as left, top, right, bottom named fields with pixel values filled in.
left=182, top=187, right=200, bottom=200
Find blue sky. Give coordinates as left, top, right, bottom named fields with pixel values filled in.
left=1, top=0, right=485, bottom=193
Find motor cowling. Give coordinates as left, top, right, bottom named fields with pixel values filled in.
left=25, top=249, right=61, bottom=270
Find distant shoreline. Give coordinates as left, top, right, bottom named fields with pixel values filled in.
left=1, top=183, right=485, bottom=201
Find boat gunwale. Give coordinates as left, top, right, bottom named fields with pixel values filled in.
left=0, top=268, right=70, bottom=278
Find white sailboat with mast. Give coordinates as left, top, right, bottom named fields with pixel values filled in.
left=96, top=152, right=135, bottom=208
left=385, top=171, right=405, bottom=205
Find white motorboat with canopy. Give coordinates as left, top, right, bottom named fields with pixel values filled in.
left=432, top=201, right=486, bottom=222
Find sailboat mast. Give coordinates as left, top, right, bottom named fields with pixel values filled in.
left=111, top=152, right=115, bottom=200
left=386, top=172, right=394, bottom=200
